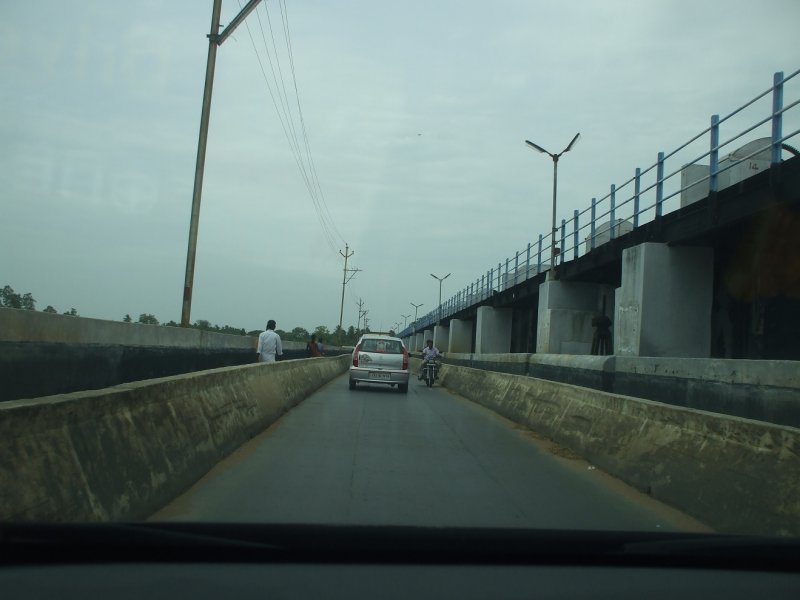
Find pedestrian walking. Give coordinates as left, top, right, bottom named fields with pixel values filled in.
left=257, top=319, right=283, bottom=363
left=306, top=334, right=322, bottom=357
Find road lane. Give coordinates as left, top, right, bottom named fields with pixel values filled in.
left=152, top=374, right=709, bottom=532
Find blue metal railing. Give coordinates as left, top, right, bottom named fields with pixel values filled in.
left=401, top=69, right=800, bottom=339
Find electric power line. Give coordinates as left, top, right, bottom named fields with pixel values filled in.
left=237, top=0, right=344, bottom=256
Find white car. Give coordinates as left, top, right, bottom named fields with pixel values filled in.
left=349, top=334, right=410, bottom=393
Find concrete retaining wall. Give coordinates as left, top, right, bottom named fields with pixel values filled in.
left=0, top=308, right=323, bottom=402
left=0, top=307, right=258, bottom=348
left=444, top=353, right=800, bottom=428
left=0, top=355, right=349, bottom=522
left=434, top=362, right=800, bottom=537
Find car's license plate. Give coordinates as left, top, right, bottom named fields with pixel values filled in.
left=369, top=372, right=390, bottom=381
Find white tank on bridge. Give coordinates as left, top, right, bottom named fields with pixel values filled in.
left=681, top=137, right=773, bottom=207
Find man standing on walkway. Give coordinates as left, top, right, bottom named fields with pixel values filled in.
left=257, top=319, right=283, bottom=363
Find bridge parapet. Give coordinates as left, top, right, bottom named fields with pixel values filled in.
left=433, top=361, right=800, bottom=537
left=443, top=352, right=800, bottom=428
left=1, top=355, right=349, bottom=522
left=0, top=308, right=312, bottom=402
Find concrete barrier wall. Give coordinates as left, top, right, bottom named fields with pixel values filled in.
left=433, top=362, right=800, bottom=537
left=444, top=352, right=800, bottom=428
left=0, top=355, right=349, bottom=522
left=0, top=307, right=256, bottom=349
left=0, top=308, right=328, bottom=402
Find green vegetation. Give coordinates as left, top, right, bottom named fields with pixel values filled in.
left=1, top=285, right=36, bottom=310
left=3, top=283, right=369, bottom=344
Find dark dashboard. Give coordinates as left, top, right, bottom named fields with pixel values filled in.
left=2, top=523, right=799, bottom=599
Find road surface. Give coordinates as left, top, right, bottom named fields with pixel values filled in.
left=152, top=374, right=709, bottom=532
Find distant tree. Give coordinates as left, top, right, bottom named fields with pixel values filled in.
left=345, top=325, right=359, bottom=345
left=63, top=308, right=78, bottom=316
left=21, top=293, right=36, bottom=310
left=123, top=314, right=132, bottom=322
left=314, top=325, right=330, bottom=339
left=289, top=327, right=310, bottom=342
left=137, top=313, right=159, bottom=325
left=192, top=319, right=213, bottom=331
left=218, top=325, right=246, bottom=336
left=1, top=286, right=38, bottom=310
left=43, top=305, right=57, bottom=313
left=1, top=285, right=20, bottom=308
left=332, top=324, right=345, bottom=345
left=1, top=285, right=22, bottom=309
left=163, top=320, right=179, bottom=327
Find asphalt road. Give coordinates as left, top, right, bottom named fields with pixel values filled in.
left=152, top=374, right=709, bottom=532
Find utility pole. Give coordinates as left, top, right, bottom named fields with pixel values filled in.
left=355, top=298, right=366, bottom=330
left=355, top=298, right=364, bottom=328
left=181, top=0, right=264, bottom=327
left=338, top=244, right=361, bottom=344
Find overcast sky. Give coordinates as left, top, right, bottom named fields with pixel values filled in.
left=2, top=1, right=799, bottom=334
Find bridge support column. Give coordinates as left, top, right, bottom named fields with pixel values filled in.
left=475, top=306, right=512, bottom=354
left=423, top=329, right=434, bottom=346
left=414, top=332, right=424, bottom=350
left=615, top=242, right=713, bottom=357
left=536, top=280, right=614, bottom=355
left=433, top=325, right=450, bottom=352
left=449, top=319, right=474, bottom=353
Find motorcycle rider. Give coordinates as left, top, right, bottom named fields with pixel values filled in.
left=418, top=339, right=441, bottom=380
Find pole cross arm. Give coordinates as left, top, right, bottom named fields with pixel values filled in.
left=216, top=0, right=264, bottom=46
left=345, top=268, right=362, bottom=284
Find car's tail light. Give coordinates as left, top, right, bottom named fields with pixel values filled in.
left=402, top=346, right=409, bottom=370
left=353, top=344, right=361, bottom=367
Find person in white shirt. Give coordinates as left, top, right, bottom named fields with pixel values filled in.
left=257, top=319, right=283, bottom=363
left=418, top=339, right=441, bottom=379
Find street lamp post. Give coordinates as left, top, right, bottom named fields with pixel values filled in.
left=410, top=302, right=424, bottom=332
left=401, top=314, right=411, bottom=329
left=524, top=133, right=580, bottom=279
left=430, top=273, right=451, bottom=323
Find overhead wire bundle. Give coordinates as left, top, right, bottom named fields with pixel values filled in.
left=238, top=0, right=345, bottom=257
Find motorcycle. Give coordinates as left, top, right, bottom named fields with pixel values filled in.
left=422, top=358, right=440, bottom=387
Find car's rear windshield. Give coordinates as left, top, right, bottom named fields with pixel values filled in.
left=360, top=339, right=403, bottom=354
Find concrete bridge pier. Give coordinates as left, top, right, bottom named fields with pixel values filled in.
left=615, top=242, right=713, bottom=357
left=433, top=325, right=450, bottom=352
left=475, top=306, right=512, bottom=353
left=414, top=332, right=424, bottom=350
left=449, top=318, right=474, bottom=353
left=536, top=279, right=615, bottom=355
